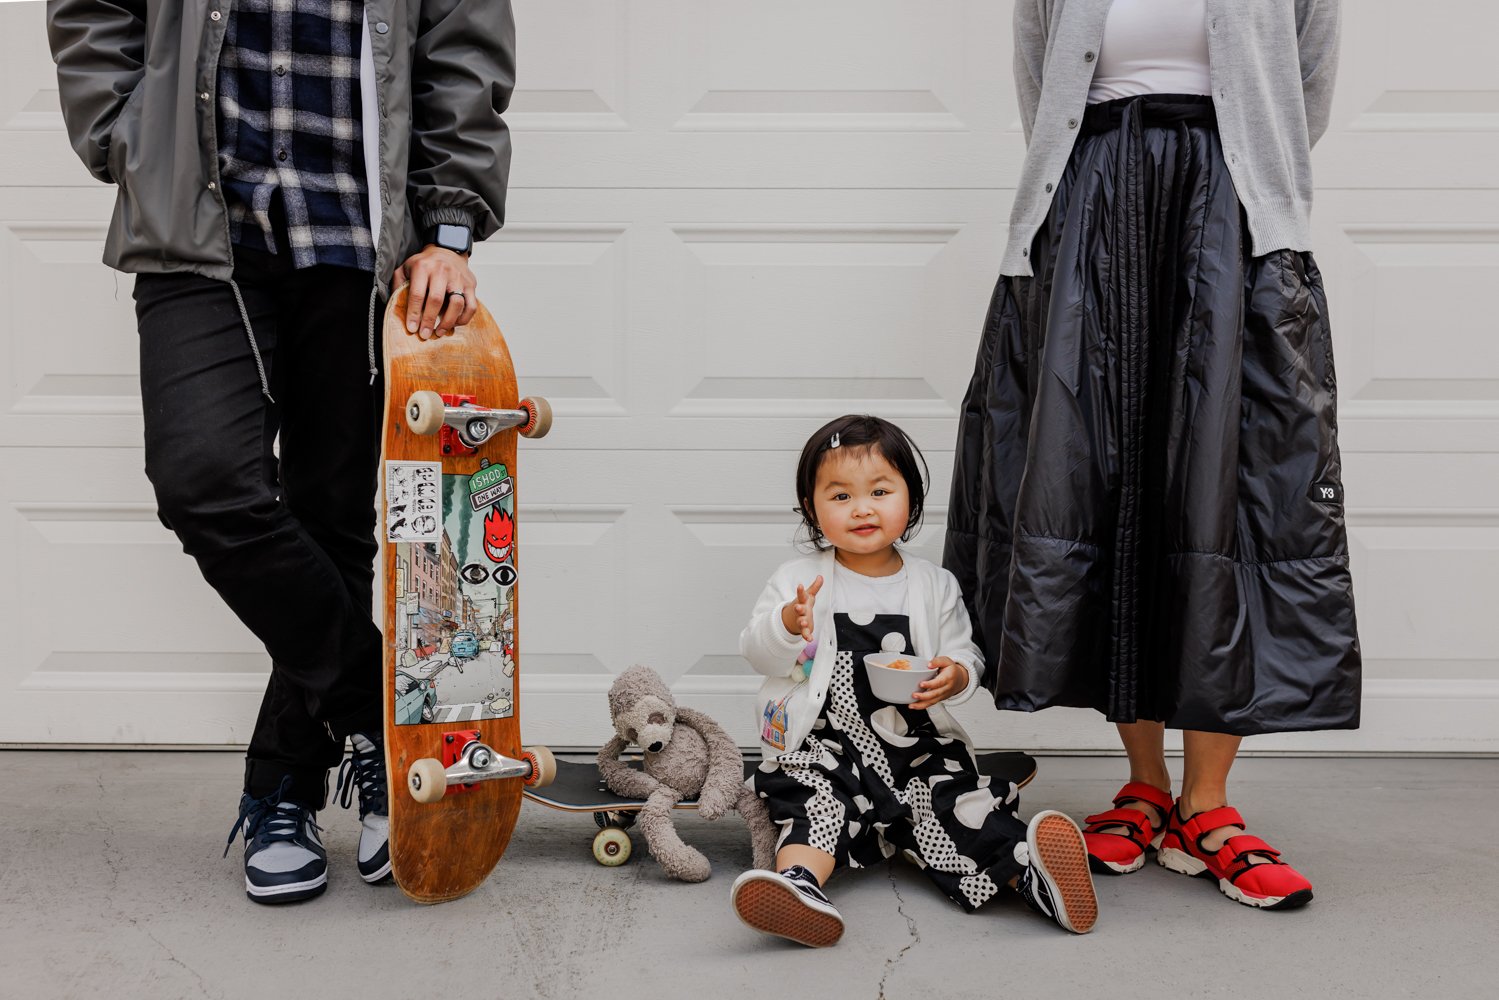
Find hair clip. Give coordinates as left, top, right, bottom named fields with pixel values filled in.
left=829, top=433, right=841, bottom=449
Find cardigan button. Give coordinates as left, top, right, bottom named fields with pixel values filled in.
left=1044, top=182, right=1053, bottom=193
left=375, top=21, right=389, bottom=33
left=209, top=10, right=221, bottom=21
left=1067, top=118, right=1078, bottom=129
left=1084, top=51, right=1095, bottom=62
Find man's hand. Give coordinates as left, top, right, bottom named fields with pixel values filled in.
left=780, top=575, right=823, bottom=642
left=397, top=246, right=478, bottom=340
left=908, top=657, right=967, bottom=711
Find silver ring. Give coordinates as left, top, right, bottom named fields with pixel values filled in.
left=448, top=290, right=465, bottom=299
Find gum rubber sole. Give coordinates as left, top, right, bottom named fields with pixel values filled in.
left=733, top=878, right=844, bottom=948
left=1033, top=813, right=1099, bottom=933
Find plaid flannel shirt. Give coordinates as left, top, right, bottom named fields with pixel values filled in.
left=216, top=0, right=376, bottom=272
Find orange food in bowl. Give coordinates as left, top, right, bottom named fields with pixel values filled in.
left=887, top=659, right=911, bottom=670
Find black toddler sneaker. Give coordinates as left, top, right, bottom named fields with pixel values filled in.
left=1014, top=810, right=1099, bottom=933
left=730, top=865, right=845, bottom=947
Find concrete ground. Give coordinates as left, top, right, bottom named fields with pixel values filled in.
left=0, top=753, right=1493, bottom=1000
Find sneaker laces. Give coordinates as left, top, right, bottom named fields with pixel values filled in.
left=223, top=776, right=322, bottom=857
left=336, top=735, right=388, bottom=820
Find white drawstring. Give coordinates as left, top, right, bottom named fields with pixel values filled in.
left=228, top=277, right=275, bottom=404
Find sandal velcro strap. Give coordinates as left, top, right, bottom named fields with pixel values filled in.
left=1223, top=835, right=1282, bottom=866
left=1084, top=809, right=1147, bottom=837
left=1114, top=781, right=1173, bottom=814
left=1185, top=806, right=1245, bottom=839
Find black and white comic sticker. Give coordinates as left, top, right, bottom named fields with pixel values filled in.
left=386, top=461, right=442, bottom=543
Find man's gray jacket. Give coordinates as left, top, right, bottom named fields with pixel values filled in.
left=47, top=0, right=515, bottom=288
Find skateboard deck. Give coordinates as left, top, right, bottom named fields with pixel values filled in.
left=524, top=751, right=1038, bottom=866
left=379, top=288, right=549, bottom=904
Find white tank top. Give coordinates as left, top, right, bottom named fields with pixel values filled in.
left=1087, top=0, right=1212, bottom=104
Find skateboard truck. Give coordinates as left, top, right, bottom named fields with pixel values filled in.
left=405, top=391, right=552, bottom=453
left=407, top=736, right=557, bottom=804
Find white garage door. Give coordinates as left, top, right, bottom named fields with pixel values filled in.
left=1, top=0, right=1494, bottom=752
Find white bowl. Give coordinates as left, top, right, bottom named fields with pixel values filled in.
left=863, top=652, right=938, bottom=705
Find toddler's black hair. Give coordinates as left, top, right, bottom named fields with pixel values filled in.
left=794, top=414, right=929, bottom=551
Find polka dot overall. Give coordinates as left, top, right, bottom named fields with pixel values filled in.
left=752, top=612, right=1027, bottom=911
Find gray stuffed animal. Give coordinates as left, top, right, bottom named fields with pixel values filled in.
left=598, top=665, right=777, bottom=882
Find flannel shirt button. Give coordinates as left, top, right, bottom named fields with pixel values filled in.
left=277, top=149, right=288, bottom=162
left=375, top=21, right=389, bottom=33
left=210, top=10, right=221, bottom=21
left=275, top=65, right=287, bottom=77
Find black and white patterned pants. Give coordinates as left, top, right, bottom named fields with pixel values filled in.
left=752, top=613, right=1027, bottom=911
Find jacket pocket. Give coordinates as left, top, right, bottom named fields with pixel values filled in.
left=106, top=84, right=148, bottom=187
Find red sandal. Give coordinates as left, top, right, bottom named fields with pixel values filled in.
left=1158, top=804, right=1314, bottom=910
left=1081, top=782, right=1173, bottom=875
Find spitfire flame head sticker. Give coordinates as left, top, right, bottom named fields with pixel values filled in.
left=483, top=506, right=514, bottom=563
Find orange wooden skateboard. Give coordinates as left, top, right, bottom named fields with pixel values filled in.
left=379, top=287, right=556, bottom=903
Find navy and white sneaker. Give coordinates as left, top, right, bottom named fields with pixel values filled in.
left=224, top=779, right=327, bottom=904
left=337, top=732, right=391, bottom=884
left=1013, top=810, right=1099, bottom=934
left=730, top=865, right=844, bottom=948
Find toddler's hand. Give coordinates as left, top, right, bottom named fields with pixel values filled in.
left=908, top=657, right=967, bottom=711
left=780, top=575, right=823, bottom=642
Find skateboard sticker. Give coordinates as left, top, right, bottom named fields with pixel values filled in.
left=392, top=461, right=517, bottom=725
left=468, top=462, right=514, bottom=512
left=385, top=462, right=442, bottom=543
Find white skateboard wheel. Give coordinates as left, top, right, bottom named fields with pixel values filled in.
left=407, top=757, right=447, bottom=803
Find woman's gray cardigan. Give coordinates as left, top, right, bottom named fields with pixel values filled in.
left=1002, top=0, right=1340, bottom=276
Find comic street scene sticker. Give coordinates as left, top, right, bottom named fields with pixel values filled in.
left=390, top=463, right=518, bottom=725
left=385, top=461, right=442, bottom=543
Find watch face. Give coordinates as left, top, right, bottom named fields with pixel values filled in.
left=435, top=224, right=471, bottom=253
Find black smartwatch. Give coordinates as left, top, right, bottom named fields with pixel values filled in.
left=429, top=223, right=472, bottom=256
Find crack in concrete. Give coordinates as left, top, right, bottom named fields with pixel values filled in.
left=86, top=772, right=215, bottom=999
left=878, top=862, right=920, bottom=1000
left=141, top=926, right=216, bottom=1000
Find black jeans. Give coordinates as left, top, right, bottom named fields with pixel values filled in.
left=134, top=248, right=383, bottom=808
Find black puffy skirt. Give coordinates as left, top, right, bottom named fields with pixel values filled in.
left=944, top=95, right=1361, bottom=735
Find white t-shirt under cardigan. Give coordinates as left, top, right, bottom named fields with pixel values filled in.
left=1087, top=0, right=1211, bottom=103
